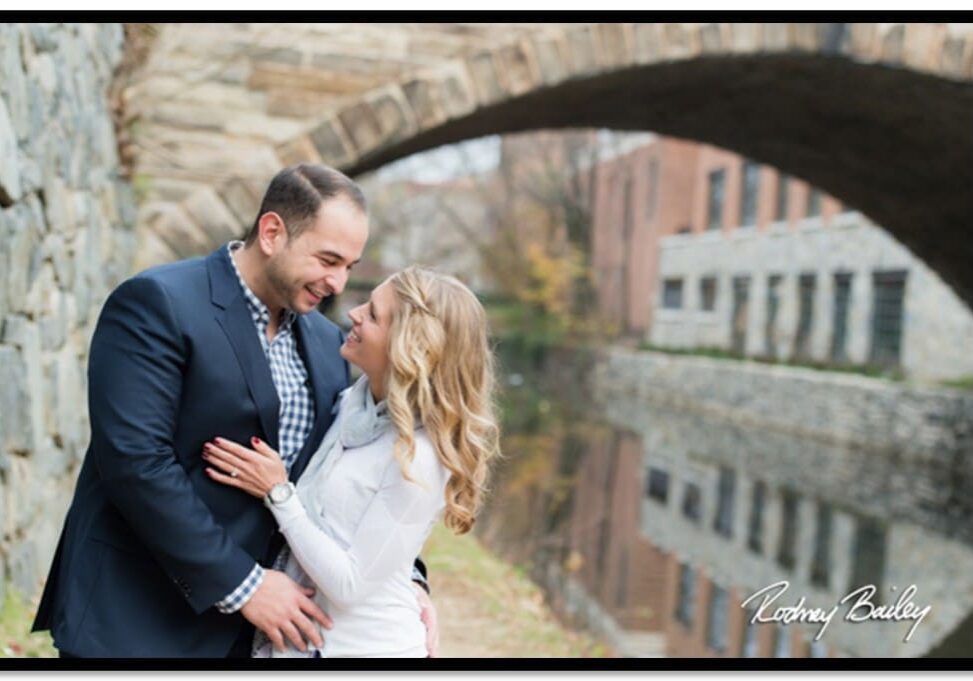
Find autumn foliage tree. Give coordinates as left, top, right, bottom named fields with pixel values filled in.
left=364, top=129, right=631, bottom=347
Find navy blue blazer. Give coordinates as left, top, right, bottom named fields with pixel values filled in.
left=32, top=247, right=350, bottom=657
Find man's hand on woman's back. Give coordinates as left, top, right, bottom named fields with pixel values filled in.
left=414, top=583, right=440, bottom=657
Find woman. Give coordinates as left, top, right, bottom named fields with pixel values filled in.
left=202, top=266, right=500, bottom=658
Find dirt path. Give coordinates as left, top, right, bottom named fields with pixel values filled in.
left=424, top=525, right=610, bottom=658
left=1, top=525, right=608, bottom=659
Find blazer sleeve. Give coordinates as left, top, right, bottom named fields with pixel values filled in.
left=87, top=276, right=256, bottom=614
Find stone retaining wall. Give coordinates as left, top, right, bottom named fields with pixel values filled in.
left=0, top=22, right=136, bottom=605
left=591, top=347, right=973, bottom=656
left=594, top=347, right=973, bottom=457
left=592, top=347, right=973, bottom=548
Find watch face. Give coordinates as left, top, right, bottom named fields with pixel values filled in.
left=271, top=484, right=291, bottom=503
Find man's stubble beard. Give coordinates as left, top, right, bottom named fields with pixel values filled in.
left=263, top=253, right=302, bottom=314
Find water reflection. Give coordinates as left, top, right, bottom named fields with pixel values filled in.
left=477, top=352, right=973, bottom=658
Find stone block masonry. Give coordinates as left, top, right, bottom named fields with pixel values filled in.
left=0, top=23, right=137, bottom=602
left=591, top=347, right=973, bottom=656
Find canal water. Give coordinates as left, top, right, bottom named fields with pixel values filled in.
left=476, top=343, right=973, bottom=658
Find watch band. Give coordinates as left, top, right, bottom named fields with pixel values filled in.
left=264, top=481, right=295, bottom=510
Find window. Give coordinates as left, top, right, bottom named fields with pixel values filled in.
left=646, top=157, right=660, bottom=221
left=675, top=562, right=696, bottom=627
left=616, top=546, right=630, bottom=608
left=646, top=467, right=670, bottom=504
left=869, top=270, right=907, bottom=368
left=682, top=482, right=702, bottom=522
left=707, top=168, right=726, bottom=230
left=806, top=188, right=822, bottom=218
left=810, top=502, right=833, bottom=588
left=830, top=272, right=853, bottom=363
left=775, top=172, right=790, bottom=221
left=777, top=489, right=800, bottom=570
left=773, top=624, right=791, bottom=658
left=623, top=172, right=635, bottom=240
left=747, top=480, right=767, bottom=554
left=700, top=276, right=717, bottom=312
left=793, top=273, right=816, bottom=360
left=706, top=584, right=729, bottom=652
left=849, top=516, right=887, bottom=598
left=740, top=607, right=760, bottom=657
left=764, top=275, right=782, bottom=357
left=731, top=276, right=751, bottom=354
left=662, top=278, right=684, bottom=310
left=740, top=159, right=760, bottom=227
left=596, top=516, right=611, bottom=575
left=739, top=160, right=760, bottom=227
left=713, top=466, right=736, bottom=538
left=622, top=176, right=634, bottom=333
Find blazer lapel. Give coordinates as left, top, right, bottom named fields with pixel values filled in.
left=207, top=248, right=280, bottom=449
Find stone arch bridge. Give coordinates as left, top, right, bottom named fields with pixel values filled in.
left=126, top=22, right=973, bottom=307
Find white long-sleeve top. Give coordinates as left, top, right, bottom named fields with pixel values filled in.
left=265, top=426, right=450, bottom=658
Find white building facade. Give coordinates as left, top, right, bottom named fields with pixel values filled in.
left=650, top=211, right=973, bottom=382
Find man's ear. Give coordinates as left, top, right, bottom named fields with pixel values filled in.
left=256, top=212, right=287, bottom=256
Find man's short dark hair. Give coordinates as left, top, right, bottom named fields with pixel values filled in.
left=244, top=163, right=367, bottom=245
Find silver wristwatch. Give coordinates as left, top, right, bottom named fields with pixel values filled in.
left=264, top=481, right=296, bottom=509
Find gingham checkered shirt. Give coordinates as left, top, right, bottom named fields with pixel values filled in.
left=214, top=241, right=316, bottom=614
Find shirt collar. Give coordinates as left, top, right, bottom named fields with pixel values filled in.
left=227, top=241, right=297, bottom=330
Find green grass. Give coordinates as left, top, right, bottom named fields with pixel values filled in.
left=939, top=375, right=973, bottom=391
left=638, top=342, right=906, bottom=381
left=0, top=587, right=55, bottom=658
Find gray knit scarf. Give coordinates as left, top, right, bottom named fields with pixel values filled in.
left=295, top=374, right=391, bottom=524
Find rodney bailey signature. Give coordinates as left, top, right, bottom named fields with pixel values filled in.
left=740, top=580, right=932, bottom=643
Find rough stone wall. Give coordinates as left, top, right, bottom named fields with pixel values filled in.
left=123, top=22, right=555, bottom=270
left=591, top=347, right=973, bottom=656
left=593, top=347, right=973, bottom=482
left=0, top=23, right=137, bottom=604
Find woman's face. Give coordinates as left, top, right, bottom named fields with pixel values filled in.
left=340, top=279, right=396, bottom=392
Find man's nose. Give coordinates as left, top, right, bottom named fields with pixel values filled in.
left=327, top=269, right=349, bottom=296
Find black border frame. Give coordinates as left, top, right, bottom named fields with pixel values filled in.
left=1, top=9, right=972, bottom=670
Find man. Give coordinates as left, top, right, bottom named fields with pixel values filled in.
left=32, top=164, right=436, bottom=657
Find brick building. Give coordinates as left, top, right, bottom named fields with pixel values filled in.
left=588, top=137, right=700, bottom=336
left=586, top=137, right=973, bottom=381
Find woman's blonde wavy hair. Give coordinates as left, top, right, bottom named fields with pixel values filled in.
left=383, top=266, right=501, bottom=534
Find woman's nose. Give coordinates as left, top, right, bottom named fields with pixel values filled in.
left=347, top=306, right=362, bottom=324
